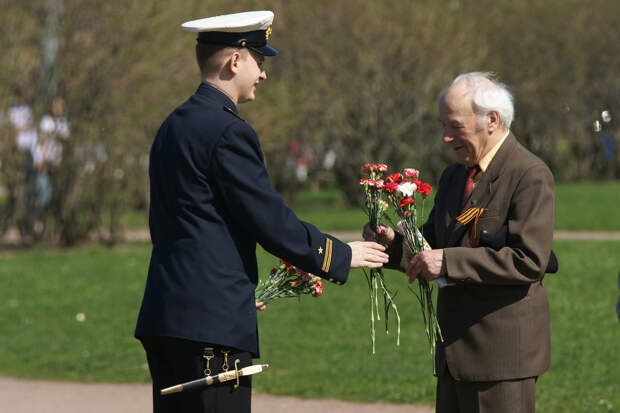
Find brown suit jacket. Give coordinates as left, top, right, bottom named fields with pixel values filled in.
left=400, top=134, right=554, bottom=381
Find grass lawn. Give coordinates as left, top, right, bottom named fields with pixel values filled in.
left=554, top=181, right=620, bottom=231
left=1, top=240, right=619, bottom=412
left=120, top=181, right=620, bottom=232
left=292, top=181, right=620, bottom=232
left=293, top=181, right=620, bottom=231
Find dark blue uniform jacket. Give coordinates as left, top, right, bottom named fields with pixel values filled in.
left=135, top=83, right=351, bottom=356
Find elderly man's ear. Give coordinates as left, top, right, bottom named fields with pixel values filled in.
left=487, top=111, right=500, bottom=132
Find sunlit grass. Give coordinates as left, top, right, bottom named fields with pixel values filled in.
left=1, top=240, right=618, bottom=412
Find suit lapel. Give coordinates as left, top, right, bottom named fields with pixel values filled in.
left=443, top=167, right=465, bottom=240
left=446, top=134, right=517, bottom=246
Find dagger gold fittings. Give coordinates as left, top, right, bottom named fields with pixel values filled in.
left=161, top=383, right=187, bottom=395
left=160, top=364, right=270, bottom=396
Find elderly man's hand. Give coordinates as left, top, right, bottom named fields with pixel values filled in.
left=362, top=223, right=395, bottom=249
left=256, top=301, right=266, bottom=311
left=348, top=241, right=389, bottom=268
left=406, top=249, right=446, bottom=283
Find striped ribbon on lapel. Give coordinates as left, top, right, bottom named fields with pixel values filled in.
left=456, top=207, right=486, bottom=225
left=456, top=207, right=486, bottom=247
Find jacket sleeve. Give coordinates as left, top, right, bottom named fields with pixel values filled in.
left=444, top=163, right=555, bottom=285
left=210, top=121, right=351, bottom=284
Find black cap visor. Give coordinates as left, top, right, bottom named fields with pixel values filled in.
left=249, top=44, right=278, bottom=56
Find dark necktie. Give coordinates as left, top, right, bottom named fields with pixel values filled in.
left=460, top=165, right=480, bottom=211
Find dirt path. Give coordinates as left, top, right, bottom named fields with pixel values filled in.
left=4, top=228, right=620, bottom=245
left=101, top=229, right=620, bottom=242
left=0, top=376, right=432, bottom=413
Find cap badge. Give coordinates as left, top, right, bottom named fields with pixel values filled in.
left=265, top=26, right=272, bottom=40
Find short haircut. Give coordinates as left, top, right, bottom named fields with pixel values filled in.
left=195, top=43, right=240, bottom=76
left=449, top=72, right=514, bottom=129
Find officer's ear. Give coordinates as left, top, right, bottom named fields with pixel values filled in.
left=227, top=50, right=243, bottom=75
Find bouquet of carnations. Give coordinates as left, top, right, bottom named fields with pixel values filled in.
left=255, top=258, right=324, bottom=305
left=360, top=163, right=400, bottom=354
left=382, top=168, right=442, bottom=358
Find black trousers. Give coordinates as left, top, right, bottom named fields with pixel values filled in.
left=140, top=336, right=253, bottom=413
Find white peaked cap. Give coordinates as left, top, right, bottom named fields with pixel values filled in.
left=181, top=11, right=274, bottom=33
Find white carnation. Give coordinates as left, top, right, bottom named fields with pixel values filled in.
left=397, top=182, right=417, bottom=197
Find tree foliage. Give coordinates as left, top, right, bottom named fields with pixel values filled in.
left=1, top=0, right=618, bottom=244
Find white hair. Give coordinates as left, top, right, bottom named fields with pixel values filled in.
left=450, top=72, right=514, bottom=129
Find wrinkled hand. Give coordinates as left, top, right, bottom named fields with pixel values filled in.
left=406, top=249, right=446, bottom=283
left=362, top=223, right=395, bottom=249
left=348, top=241, right=389, bottom=268
left=256, top=301, right=266, bottom=311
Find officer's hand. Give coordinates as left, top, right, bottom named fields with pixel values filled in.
left=256, top=301, right=266, bottom=311
left=348, top=241, right=389, bottom=268
left=362, top=223, right=395, bottom=249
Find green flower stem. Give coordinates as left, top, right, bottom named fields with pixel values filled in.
left=369, top=272, right=376, bottom=354
left=377, top=273, right=400, bottom=346
left=400, top=217, right=443, bottom=359
left=373, top=273, right=380, bottom=321
left=361, top=168, right=401, bottom=354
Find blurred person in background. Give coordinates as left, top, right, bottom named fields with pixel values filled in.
left=32, top=96, right=69, bottom=226
left=7, top=87, right=38, bottom=238
left=9, top=89, right=38, bottom=156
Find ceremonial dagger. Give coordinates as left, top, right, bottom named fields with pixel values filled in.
left=161, top=364, right=269, bottom=395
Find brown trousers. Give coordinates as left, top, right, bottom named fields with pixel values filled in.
left=436, top=367, right=536, bottom=413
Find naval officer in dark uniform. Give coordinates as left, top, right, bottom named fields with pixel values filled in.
left=134, top=11, right=388, bottom=413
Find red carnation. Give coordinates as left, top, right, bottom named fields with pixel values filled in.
left=374, top=179, right=384, bottom=189
left=377, top=164, right=388, bottom=173
left=403, top=168, right=420, bottom=178
left=384, top=181, right=399, bottom=193
left=312, top=279, right=324, bottom=297
left=400, top=197, right=415, bottom=207
left=363, top=163, right=378, bottom=174
left=386, top=173, right=402, bottom=183
left=417, top=182, right=433, bottom=196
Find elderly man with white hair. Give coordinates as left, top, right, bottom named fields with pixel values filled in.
left=366, top=72, right=555, bottom=412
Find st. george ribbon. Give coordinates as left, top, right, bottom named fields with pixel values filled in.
left=161, top=364, right=269, bottom=395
